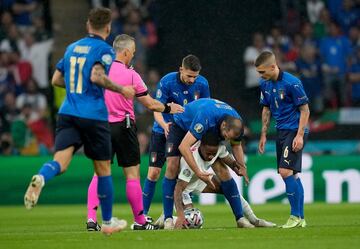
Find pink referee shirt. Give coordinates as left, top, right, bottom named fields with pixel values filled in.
left=105, top=60, right=148, bottom=123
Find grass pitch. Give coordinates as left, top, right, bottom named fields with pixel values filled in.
left=0, top=203, right=359, bottom=249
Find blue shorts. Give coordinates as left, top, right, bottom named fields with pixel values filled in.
left=55, top=114, right=111, bottom=160
left=276, top=130, right=308, bottom=174
left=165, top=123, right=187, bottom=157
left=148, top=131, right=166, bottom=168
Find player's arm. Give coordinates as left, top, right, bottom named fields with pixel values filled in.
left=154, top=111, right=171, bottom=137
left=90, top=64, right=135, bottom=99
left=174, top=179, right=189, bottom=229
left=137, top=95, right=184, bottom=114
left=292, top=103, right=310, bottom=152
left=220, top=151, right=249, bottom=185
left=51, top=69, right=66, bottom=88
left=258, top=106, right=271, bottom=154
left=179, top=132, right=215, bottom=189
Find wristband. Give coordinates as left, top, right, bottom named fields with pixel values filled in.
left=163, top=103, right=171, bottom=113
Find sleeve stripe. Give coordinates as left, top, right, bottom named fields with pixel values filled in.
left=136, top=91, right=149, bottom=97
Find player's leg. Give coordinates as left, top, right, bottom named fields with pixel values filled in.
left=24, top=114, right=79, bottom=209
left=86, top=174, right=100, bottom=231
left=83, top=118, right=126, bottom=234
left=163, top=124, right=186, bottom=229
left=295, top=173, right=306, bottom=227
left=277, top=130, right=302, bottom=228
left=112, top=121, right=158, bottom=230
left=211, top=160, right=254, bottom=228
left=143, top=132, right=166, bottom=217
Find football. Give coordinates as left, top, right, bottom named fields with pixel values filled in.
left=183, top=208, right=204, bottom=229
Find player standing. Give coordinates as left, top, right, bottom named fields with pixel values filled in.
left=24, top=8, right=135, bottom=235
left=256, top=51, right=310, bottom=228
left=142, top=55, right=210, bottom=219
left=86, top=34, right=183, bottom=231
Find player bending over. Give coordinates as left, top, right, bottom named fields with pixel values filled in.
left=173, top=132, right=276, bottom=229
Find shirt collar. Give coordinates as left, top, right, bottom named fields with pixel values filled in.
left=88, top=33, right=105, bottom=41
left=276, top=70, right=283, bottom=81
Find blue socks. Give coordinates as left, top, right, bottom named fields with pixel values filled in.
left=143, top=178, right=157, bottom=215
left=284, top=175, right=300, bottom=217
left=162, top=177, right=176, bottom=219
left=38, top=160, right=61, bottom=183
left=220, top=179, right=243, bottom=220
left=296, top=177, right=304, bottom=219
left=98, top=175, right=113, bottom=222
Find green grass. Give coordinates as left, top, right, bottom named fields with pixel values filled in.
left=0, top=203, right=359, bottom=249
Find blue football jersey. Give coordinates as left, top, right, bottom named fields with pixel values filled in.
left=152, top=72, right=210, bottom=134
left=56, top=34, right=115, bottom=121
left=173, top=98, right=241, bottom=140
left=259, top=71, right=309, bottom=131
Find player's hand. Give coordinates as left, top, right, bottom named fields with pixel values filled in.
left=258, top=134, right=267, bottom=154
left=292, top=134, right=303, bottom=152
left=197, top=171, right=215, bottom=189
left=174, top=215, right=185, bottom=229
left=90, top=64, right=105, bottom=84
left=164, top=122, right=172, bottom=138
left=168, top=102, right=184, bottom=114
left=120, top=86, right=135, bottom=99
left=237, top=164, right=250, bottom=185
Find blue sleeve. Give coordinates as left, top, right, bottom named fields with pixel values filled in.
left=189, top=112, right=209, bottom=140
left=98, top=46, right=115, bottom=74
left=56, top=58, right=65, bottom=74
left=259, top=84, right=270, bottom=106
left=200, top=80, right=211, bottom=98
left=289, top=81, right=309, bottom=106
left=155, top=80, right=170, bottom=104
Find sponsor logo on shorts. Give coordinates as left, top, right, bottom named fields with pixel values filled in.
left=166, top=143, right=173, bottom=153
left=151, top=152, right=157, bottom=163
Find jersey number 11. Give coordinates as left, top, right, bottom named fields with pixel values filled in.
left=69, top=56, right=86, bottom=94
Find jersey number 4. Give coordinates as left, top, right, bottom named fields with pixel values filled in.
left=69, top=56, right=86, bottom=94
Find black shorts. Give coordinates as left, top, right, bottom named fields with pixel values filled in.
left=110, top=120, right=140, bottom=167
left=276, top=130, right=308, bottom=174
left=165, top=123, right=187, bottom=157
left=148, top=131, right=166, bottom=168
left=55, top=114, right=111, bottom=160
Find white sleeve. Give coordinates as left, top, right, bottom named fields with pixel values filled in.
left=178, top=158, right=195, bottom=183
left=218, top=145, right=229, bottom=158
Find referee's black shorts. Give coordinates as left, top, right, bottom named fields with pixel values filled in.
left=110, top=120, right=140, bottom=167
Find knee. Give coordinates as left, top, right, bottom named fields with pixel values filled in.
left=279, top=168, right=292, bottom=179
left=165, top=157, right=180, bottom=179
left=147, top=167, right=161, bottom=181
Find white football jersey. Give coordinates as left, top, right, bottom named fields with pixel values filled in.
left=178, top=143, right=229, bottom=195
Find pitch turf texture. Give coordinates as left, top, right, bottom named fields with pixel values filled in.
left=0, top=203, right=359, bottom=249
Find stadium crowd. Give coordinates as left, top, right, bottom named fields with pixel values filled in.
left=0, top=0, right=359, bottom=156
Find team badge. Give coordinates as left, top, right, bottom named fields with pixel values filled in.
left=279, top=89, right=285, bottom=100
left=194, top=123, right=204, bottom=133
left=194, top=91, right=200, bottom=100
left=156, top=89, right=162, bottom=98
left=183, top=169, right=191, bottom=177
left=101, top=54, right=113, bottom=65
left=166, top=143, right=174, bottom=153
left=151, top=152, right=157, bottom=163
left=183, top=99, right=188, bottom=105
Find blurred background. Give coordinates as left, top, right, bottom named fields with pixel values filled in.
left=0, top=0, right=359, bottom=205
